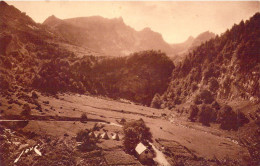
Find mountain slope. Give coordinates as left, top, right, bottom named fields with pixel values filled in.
left=1, top=2, right=174, bottom=106
left=171, top=31, right=215, bottom=63
left=157, top=12, right=260, bottom=108
left=43, top=15, right=176, bottom=57
left=189, top=31, right=215, bottom=50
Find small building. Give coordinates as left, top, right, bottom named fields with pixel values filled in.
left=135, top=142, right=154, bottom=163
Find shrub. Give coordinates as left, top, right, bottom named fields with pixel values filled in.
left=76, top=123, right=104, bottom=152
left=188, top=105, right=199, bottom=122
left=80, top=113, right=88, bottom=123
left=194, top=94, right=202, bottom=105
left=150, top=93, right=162, bottom=109
left=209, top=78, right=219, bottom=91
left=198, top=104, right=212, bottom=126
left=217, top=105, right=238, bottom=130
left=211, top=101, right=221, bottom=110
left=21, top=104, right=31, bottom=117
left=191, top=83, right=198, bottom=92
left=31, top=91, right=38, bottom=99
left=0, top=77, right=10, bottom=91
left=200, top=90, right=214, bottom=104
left=174, top=97, right=182, bottom=105
left=16, top=121, right=29, bottom=129
left=194, top=89, right=214, bottom=106
left=237, top=111, right=249, bottom=126
left=123, top=119, right=152, bottom=154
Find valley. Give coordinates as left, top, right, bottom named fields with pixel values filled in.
left=0, top=90, right=252, bottom=165
left=0, top=1, right=259, bottom=165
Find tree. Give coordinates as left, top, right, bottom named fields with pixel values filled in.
left=217, top=105, right=249, bottom=130
left=200, top=90, right=214, bottom=104
left=150, top=93, right=162, bottom=109
left=80, top=113, right=88, bottom=123
left=76, top=123, right=103, bottom=152
left=188, top=105, right=199, bottom=122
left=217, top=105, right=237, bottom=130
left=209, top=78, right=219, bottom=91
left=123, top=119, right=152, bottom=154
left=21, top=104, right=31, bottom=117
left=198, top=104, right=212, bottom=126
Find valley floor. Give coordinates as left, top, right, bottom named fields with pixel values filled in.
left=0, top=91, right=251, bottom=165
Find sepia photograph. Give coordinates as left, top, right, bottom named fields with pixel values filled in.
left=0, top=0, right=259, bottom=165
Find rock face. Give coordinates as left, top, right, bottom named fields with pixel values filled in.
left=43, top=15, right=176, bottom=57
left=171, top=31, right=215, bottom=63
left=0, top=2, right=175, bottom=106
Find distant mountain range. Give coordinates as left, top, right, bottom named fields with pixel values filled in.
left=171, top=31, right=215, bottom=62
left=43, top=15, right=215, bottom=60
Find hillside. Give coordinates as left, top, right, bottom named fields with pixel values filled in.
left=43, top=15, right=176, bottom=57
left=0, top=1, right=174, bottom=106
left=32, top=50, right=174, bottom=105
left=153, top=13, right=260, bottom=132
left=159, top=13, right=260, bottom=106
left=1, top=1, right=260, bottom=165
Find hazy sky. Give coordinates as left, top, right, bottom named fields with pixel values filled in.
left=6, top=1, right=260, bottom=43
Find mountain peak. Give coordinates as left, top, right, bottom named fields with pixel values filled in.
left=186, top=36, right=194, bottom=42
left=141, top=27, right=152, bottom=32
left=43, top=15, right=61, bottom=25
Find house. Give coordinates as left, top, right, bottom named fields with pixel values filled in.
left=135, top=142, right=154, bottom=163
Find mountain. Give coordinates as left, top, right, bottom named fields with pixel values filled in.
left=1, top=2, right=260, bottom=165
left=0, top=2, right=174, bottom=106
left=189, top=31, right=215, bottom=49
left=171, top=36, right=194, bottom=53
left=154, top=12, right=260, bottom=114
left=43, top=15, right=176, bottom=57
left=170, top=31, right=215, bottom=63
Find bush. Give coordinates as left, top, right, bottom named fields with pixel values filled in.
left=211, top=101, right=221, bottom=110
left=191, top=83, right=198, bottom=92
left=31, top=91, right=38, bottom=99
left=194, top=94, right=202, bottom=105
left=174, top=97, right=182, bottom=105
left=150, top=93, right=162, bottom=109
left=76, top=129, right=99, bottom=151
left=21, top=104, right=31, bottom=117
left=200, top=90, right=214, bottom=104
left=198, top=104, right=212, bottom=126
left=80, top=113, right=88, bottom=123
left=218, top=104, right=249, bottom=130
left=209, top=78, right=219, bottom=91
left=123, top=119, right=152, bottom=154
left=16, top=121, right=29, bottom=129
left=194, top=90, right=215, bottom=105
left=0, top=77, right=10, bottom=91
left=217, top=105, right=238, bottom=130
left=237, top=111, right=249, bottom=125
left=188, top=105, right=199, bottom=122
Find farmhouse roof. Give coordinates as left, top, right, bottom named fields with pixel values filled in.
left=135, top=142, right=147, bottom=155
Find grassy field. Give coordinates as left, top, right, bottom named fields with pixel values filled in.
left=0, top=89, right=252, bottom=165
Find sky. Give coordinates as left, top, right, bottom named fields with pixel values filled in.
left=6, top=1, right=260, bottom=44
